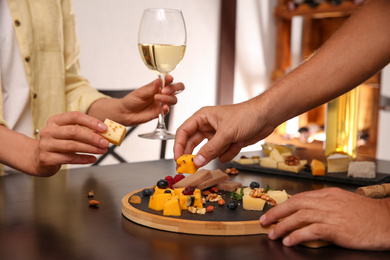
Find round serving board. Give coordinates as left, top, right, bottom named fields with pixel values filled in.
left=122, top=188, right=328, bottom=248
left=121, top=187, right=273, bottom=236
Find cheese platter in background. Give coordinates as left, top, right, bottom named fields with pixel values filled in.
left=227, top=143, right=390, bottom=186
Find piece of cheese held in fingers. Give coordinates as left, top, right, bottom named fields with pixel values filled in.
left=176, top=154, right=199, bottom=174
left=100, top=119, right=127, bottom=146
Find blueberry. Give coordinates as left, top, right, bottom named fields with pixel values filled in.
left=157, top=179, right=169, bottom=189
left=250, top=181, right=260, bottom=189
left=142, top=188, right=153, bottom=197
left=226, top=200, right=238, bottom=210
left=164, top=190, right=172, bottom=194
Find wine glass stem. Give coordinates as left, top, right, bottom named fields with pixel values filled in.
left=156, top=74, right=167, bottom=130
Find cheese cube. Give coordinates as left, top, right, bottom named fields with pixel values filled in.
left=100, top=119, right=127, bottom=146
left=163, top=196, right=182, bottom=216
left=277, top=160, right=307, bottom=173
left=234, top=158, right=260, bottom=164
left=327, top=154, right=351, bottom=173
left=260, top=157, right=278, bottom=168
left=176, top=154, right=199, bottom=174
left=270, top=149, right=284, bottom=162
left=235, top=187, right=252, bottom=196
left=243, top=195, right=266, bottom=211
left=267, top=190, right=288, bottom=204
left=347, top=161, right=376, bottom=178
left=281, top=152, right=292, bottom=158
left=148, top=193, right=172, bottom=211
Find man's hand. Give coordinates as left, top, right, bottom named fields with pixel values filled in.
left=260, top=188, right=390, bottom=250
left=174, top=100, right=275, bottom=167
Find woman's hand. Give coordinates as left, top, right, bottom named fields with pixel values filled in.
left=87, top=75, right=184, bottom=126
left=33, top=111, right=110, bottom=176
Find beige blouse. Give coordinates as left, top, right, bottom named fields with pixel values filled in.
left=0, top=0, right=108, bottom=175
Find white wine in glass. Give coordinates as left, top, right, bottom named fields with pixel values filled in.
left=138, top=8, right=186, bottom=140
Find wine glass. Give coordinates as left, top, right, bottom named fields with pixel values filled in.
left=138, top=8, right=187, bottom=140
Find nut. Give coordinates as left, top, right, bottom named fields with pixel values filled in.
left=89, top=200, right=100, bottom=207
left=206, top=193, right=221, bottom=202
left=201, top=197, right=207, bottom=204
left=203, top=190, right=211, bottom=196
left=225, top=167, right=239, bottom=174
left=187, top=206, right=197, bottom=214
left=230, top=168, right=239, bottom=174
left=249, top=189, right=261, bottom=198
left=217, top=199, right=225, bottom=206
left=249, top=188, right=265, bottom=198
left=196, top=208, right=206, bottom=215
left=211, top=187, right=219, bottom=193
left=284, top=155, right=300, bottom=166
left=87, top=190, right=94, bottom=197
left=206, top=206, right=214, bottom=212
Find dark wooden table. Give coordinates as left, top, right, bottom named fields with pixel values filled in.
left=1, top=151, right=389, bottom=260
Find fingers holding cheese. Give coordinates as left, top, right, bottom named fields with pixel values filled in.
left=99, top=119, right=127, bottom=146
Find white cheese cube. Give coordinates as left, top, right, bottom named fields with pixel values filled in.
left=243, top=195, right=266, bottom=211
left=100, top=119, right=127, bottom=146
left=267, top=190, right=288, bottom=204
left=260, top=157, right=278, bottom=168
left=327, top=154, right=351, bottom=173
left=235, top=187, right=251, bottom=196
left=270, top=149, right=284, bottom=162
left=348, top=161, right=376, bottom=178
left=234, top=158, right=260, bottom=164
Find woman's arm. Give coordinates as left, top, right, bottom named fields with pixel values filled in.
left=0, top=112, right=109, bottom=177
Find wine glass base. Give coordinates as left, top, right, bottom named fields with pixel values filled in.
left=138, top=129, right=175, bottom=140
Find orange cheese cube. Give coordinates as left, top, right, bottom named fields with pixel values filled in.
left=176, top=154, right=199, bottom=174
left=178, top=193, right=203, bottom=210
left=148, top=193, right=172, bottom=211
left=310, top=159, right=326, bottom=176
left=163, top=196, right=181, bottom=216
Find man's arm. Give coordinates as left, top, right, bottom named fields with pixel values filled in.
left=174, top=0, right=390, bottom=166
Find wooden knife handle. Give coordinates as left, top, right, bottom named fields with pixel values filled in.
left=356, top=184, right=390, bottom=198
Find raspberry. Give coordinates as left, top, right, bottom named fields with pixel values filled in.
left=164, top=176, right=174, bottom=188
left=173, top=174, right=185, bottom=183
left=165, top=176, right=174, bottom=182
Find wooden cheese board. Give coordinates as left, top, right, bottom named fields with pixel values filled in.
left=121, top=187, right=328, bottom=248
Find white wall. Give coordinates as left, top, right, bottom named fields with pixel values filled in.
left=73, top=0, right=221, bottom=164
left=234, top=0, right=277, bottom=104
